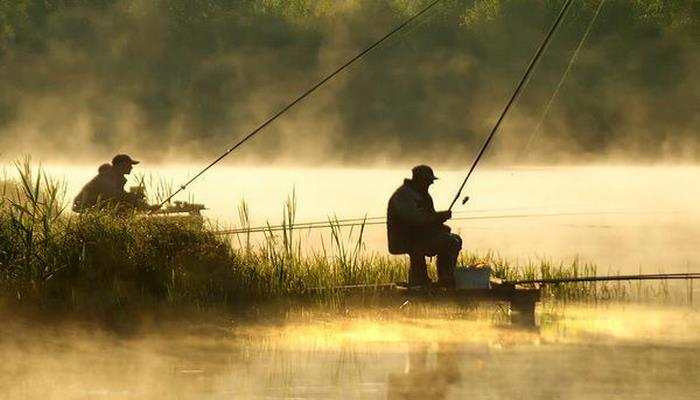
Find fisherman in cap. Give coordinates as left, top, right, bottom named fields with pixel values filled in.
left=73, top=154, right=155, bottom=213
left=387, top=165, right=462, bottom=288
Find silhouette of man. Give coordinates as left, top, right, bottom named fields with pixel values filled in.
left=73, top=154, right=152, bottom=213
left=387, top=165, right=462, bottom=288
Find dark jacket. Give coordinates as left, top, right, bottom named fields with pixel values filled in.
left=72, top=164, right=138, bottom=212
left=386, top=179, right=441, bottom=254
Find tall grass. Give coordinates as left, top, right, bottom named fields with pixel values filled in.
left=230, top=193, right=405, bottom=297
left=1, top=158, right=67, bottom=294
left=1, top=159, right=239, bottom=316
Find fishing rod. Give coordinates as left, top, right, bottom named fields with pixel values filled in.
left=214, top=209, right=646, bottom=236
left=508, top=272, right=700, bottom=285
left=155, top=0, right=444, bottom=211
left=522, top=0, right=607, bottom=154
left=300, top=273, right=700, bottom=293
left=448, top=0, right=575, bottom=211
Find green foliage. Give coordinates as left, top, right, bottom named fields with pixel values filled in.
left=631, top=0, right=699, bottom=30
left=0, top=0, right=28, bottom=53
left=461, top=0, right=503, bottom=28
left=459, top=0, right=698, bottom=31
left=0, top=157, right=66, bottom=288
left=0, top=1, right=697, bottom=162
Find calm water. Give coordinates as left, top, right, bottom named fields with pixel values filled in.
left=3, top=304, right=700, bottom=399
left=43, top=164, right=700, bottom=274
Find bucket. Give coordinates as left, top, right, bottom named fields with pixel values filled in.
left=455, top=266, right=491, bottom=290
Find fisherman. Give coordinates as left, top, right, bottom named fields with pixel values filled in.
left=387, top=165, right=462, bottom=288
left=73, top=154, right=155, bottom=213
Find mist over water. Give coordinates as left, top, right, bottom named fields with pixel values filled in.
left=40, top=163, right=700, bottom=274
left=3, top=304, right=700, bottom=399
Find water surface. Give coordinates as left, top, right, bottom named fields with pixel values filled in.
left=3, top=304, right=699, bottom=399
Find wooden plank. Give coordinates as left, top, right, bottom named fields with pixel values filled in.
left=306, top=281, right=541, bottom=327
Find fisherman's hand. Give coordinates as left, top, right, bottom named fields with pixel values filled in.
left=148, top=204, right=162, bottom=212
left=436, top=210, right=452, bottom=222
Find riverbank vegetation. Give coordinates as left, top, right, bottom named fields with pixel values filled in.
left=1, top=160, right=693, bottom=325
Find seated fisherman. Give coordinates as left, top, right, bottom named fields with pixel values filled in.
left=73, top=154, right=155, bottom=213
left=387, top=165, right=462, bottom=288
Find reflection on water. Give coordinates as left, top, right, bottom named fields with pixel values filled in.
left=38, top=164, right=700, bottom=273
left=3, top=304, right=700, bottom=399
left=387, top=343, right=461, bottom=400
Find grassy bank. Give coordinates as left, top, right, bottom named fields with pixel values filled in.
left=0, top=160, right=409, bottom=319
left=1, top=160, right=692, bottom=324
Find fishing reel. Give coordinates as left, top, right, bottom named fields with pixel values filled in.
left=158, top=201, right=207, bottom=216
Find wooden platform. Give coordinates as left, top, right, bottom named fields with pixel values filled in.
left=397, top=282, right=540, bottom=326
left=314, top=282, right=541, bottom=327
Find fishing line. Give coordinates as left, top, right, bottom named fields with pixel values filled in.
left=156, top=0, right=444, bottom=210
left=215, top=203, right=624, bottom=235
left=229, top=205, right=560, bottom=232
left=448, top=0, right=575, bottom=211
left=213, top=209, right=647, bottom=236
left=521, top=0, right=607, bottom=155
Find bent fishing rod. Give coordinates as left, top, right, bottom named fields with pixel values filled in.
left=155, top=0, right=443, bottom=211
left=448, top=0, right=575, bottom=211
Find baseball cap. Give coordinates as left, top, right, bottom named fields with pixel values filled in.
left=112, top=154, right=140, bottom=166
left=411, top=164, right=438, bottom=181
